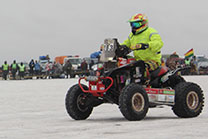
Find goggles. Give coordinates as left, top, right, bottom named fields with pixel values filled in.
left=130, top=21, right=142, bottom=28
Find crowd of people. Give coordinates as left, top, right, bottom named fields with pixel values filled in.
left=165, top=53, right=199, bottom=75
left=0, top=53, right=205, bottom=81
left=1, top=60, right=62, bottom=80
left=0, top=57, right=97, bottom=80
left=1, top=60, right=26, bottom=80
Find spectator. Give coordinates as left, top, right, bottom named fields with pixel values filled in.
left=192, top=56, right=198, bottom=67
left=18, top=62, right=26, bottom=80
left=165, top=52, right=179, bottom=70
left=89, top=60, right=94, bottom=70
left=185, top=58, right=191, bottom=67
left=11, top=60, right=18, bottom=80
left=184, top=58, right=191, bottom=75
left=81, top=59, right=88, bottom=76
left=51, top=61, right=56, bottom=76
left=46, top=62, right=53, bottom=79
left=29, top=59, right=35, bottom=76
left=2, top=61, right=9, bottom=80
left=46, top=54, right=50, bottom=61
left=51, top=62, right=63, bottom=78
left=63, top=60, right=72, bottom=78
left=34, top=60, right=41, bottom=78
left=81, top=60, right=88, bottom=70
left=190, top=56, right=198, bottom=75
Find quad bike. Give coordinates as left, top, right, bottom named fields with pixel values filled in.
left=65, top=38, right=204, bottom=121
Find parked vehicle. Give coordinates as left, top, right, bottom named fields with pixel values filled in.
left=197, top=56, right=208, bottom=75
left=55, top=56, right=67, bottom=65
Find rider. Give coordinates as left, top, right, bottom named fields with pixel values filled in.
left=120, top=13, right=164, bottom=81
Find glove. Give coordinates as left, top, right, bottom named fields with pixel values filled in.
left=115, top=44, right=131, bottom=57
left=131, top=43, right=149, bottom=50
left=119, top=45, right=128, bottom=51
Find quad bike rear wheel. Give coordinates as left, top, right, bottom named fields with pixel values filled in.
left=119, top=83, right=149, bottom=121
left=172, top=82, right=204, bottom=118
left=65, top=84, right=93, bottom=120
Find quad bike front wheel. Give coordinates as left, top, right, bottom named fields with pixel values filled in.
left=172, top=82, right=204, bottom=118
left=119, top=83, right=149, bottom=121
left=65, top=84, right=93, bottom=120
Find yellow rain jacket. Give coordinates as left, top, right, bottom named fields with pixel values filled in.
left=121, top=27, right=163, bottom=65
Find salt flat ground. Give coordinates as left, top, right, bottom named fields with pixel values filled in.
left=0, top=76, right=207, bottom=139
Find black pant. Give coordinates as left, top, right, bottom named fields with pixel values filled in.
left=19, top=71, right=25, bottom=79
left=65, top=69, right=71, bottom=78
left=30, top=68, right=34, bottom=76
left=2, top=71, right=8, bottom=80
left=12, top=71, right=17, bottom=79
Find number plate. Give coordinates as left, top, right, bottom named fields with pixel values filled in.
left=91, top=85, right=97, bottom=91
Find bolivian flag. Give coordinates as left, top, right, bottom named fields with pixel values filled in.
left=184, top=48, right=194, bottom=58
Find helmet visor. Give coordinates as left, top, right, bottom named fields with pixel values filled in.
left=130, top=22, right=142, bottom=28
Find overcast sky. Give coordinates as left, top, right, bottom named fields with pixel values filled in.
left=0, top=0, right=208, bottom=64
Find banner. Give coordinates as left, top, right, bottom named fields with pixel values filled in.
left=184, top=48, right=194, bottom=58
